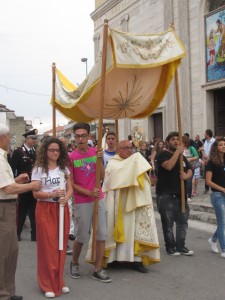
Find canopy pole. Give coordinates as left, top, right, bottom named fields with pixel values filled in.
left=115, top=119, right=119, bottom=152
left=52, top=62, right=56, bottom=137
left=92, top=19, right=109, bottom=261
left=170, top=22, right=185, bottom=213
left=175, top=70, right=185, bottom=213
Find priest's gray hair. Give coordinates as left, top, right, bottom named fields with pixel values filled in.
left=0, top=124, right=10, bottom=137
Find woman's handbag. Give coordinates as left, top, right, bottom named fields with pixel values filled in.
left=189, top=160, right=201, bottom=170
left=189, top=146, right=201, bottom=170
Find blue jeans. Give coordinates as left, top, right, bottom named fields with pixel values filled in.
left=211, top=192, right=225, bottom=252
left=186, top=173, right=194, bottom=198
left=157, top=194, right=189, bottom=251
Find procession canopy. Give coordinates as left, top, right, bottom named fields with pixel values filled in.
left=52, top=28, right=186, bottom=122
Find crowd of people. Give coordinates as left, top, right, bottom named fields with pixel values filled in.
left=0, top=123, right=225, bottom=300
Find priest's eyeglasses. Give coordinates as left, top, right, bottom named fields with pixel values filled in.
left=120, top=146, right=133, bottom=150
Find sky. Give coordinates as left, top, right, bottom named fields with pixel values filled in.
left=0, top=0, right=95, bottom=133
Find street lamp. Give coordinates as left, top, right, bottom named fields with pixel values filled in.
left=81, top=57, right=88, bottom=77
left=33, top=117, right=43, bottom=126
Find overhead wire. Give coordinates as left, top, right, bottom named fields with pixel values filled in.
left=0, top=64, right=77, bottom=78
left=0, top=83, right=51, bottom=97
left=0, top=63, right=79, bottom=96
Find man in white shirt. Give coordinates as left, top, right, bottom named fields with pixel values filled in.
left=200, top=129, right=215, bottom=194
left=0, top=124, right=40, bottom=300
left=103, top=132, right=117, bottom=169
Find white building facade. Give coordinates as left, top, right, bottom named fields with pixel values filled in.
left=91, top=0, right=225, bottom=141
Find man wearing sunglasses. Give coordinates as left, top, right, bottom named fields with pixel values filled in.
left=10, top=128, right=38, bottom=242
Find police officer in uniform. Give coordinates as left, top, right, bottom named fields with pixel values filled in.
left=10, top=128, right=38, bottom=241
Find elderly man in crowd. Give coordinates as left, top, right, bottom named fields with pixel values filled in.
left=96, top=140, right=160, bottom=273
left=0, top=124, right=40, bottom=300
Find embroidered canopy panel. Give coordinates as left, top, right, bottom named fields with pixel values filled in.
left=53, top=28, right=185, bottom=122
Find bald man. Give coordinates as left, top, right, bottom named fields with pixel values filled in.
left=99, top=140, right=160, bottom=273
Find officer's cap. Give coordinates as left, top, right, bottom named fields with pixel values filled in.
left=22, top=128, right=38, bottom=138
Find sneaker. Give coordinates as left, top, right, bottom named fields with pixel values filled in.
left=69, top=234, right=75, bottom=241
left=208, top=238, right=219, bottom=253
left=70, top=262, right=80, bottom=279
left=178, top=247, right=194, bottom=256
left=221, top=252, right=225, bottom=258
left=187, top=198, right=192, bottom=203
left=92, top=269, right=111, bottom=283
left=45, top=292, right=55, bottom=298
left=62, top=286, right=70, bottom=294
left=66, top=245, right=73, bottom=255
left=166, top=248, right=181, bottom=256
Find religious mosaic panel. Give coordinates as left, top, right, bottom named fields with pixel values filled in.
left=205, top=5, right=225, bottom=81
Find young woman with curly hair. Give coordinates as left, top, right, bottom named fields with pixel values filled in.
left=31, top=137, right=73, bottom=298
left=206, top=137, right=225, bottom=259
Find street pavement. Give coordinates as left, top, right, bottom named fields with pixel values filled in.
left=15, top=208, right=224, bottom=300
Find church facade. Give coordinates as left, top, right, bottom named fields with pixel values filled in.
left=91, top=0, right=225, bottom=141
